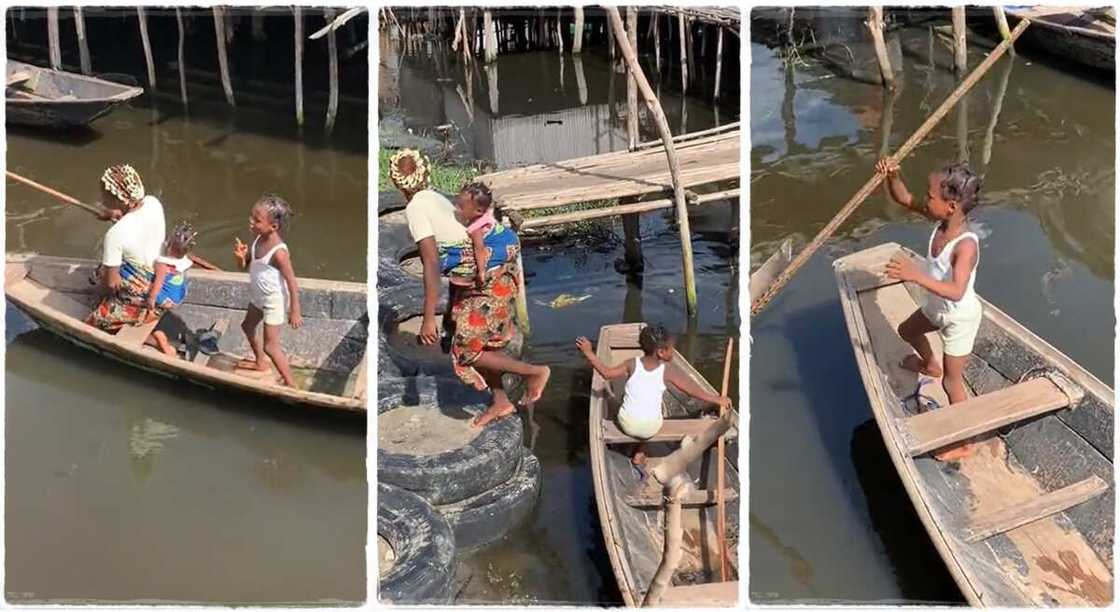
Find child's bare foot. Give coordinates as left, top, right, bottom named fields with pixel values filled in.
left=472, top=396, right=517, bottom=428
left=235, top=358, right=270, bottom=372
left=900, top=354, right=942, bottom=378
left=520, top=366, right=551, bottom=406
left=934, top=441, right=976, bottom=462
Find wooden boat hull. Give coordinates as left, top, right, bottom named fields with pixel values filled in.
left=588, top=322, right=739, bottom=607
left=6, top=60, right=144, bottom=128
left=834, top=243, right=1113, bottom=606
left=6, top=253, right=367, bottom=413
left=1005, top=7, right=1115, bottom=72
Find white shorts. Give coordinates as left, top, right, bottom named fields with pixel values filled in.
left=617, top=407, right=663, bottom=440
left=251, top=291, right=288, bottom=326
left=924, top=301, right=982, bottom=357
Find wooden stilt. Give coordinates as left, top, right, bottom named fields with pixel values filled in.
left=956, top=89, right=969, bottom=163
left=490, top=14, right=500, bottom=61
left=654, top=14, right=661, bottom=74
left=294, top=7, right=304, bottom=126
left=867, top=7, right=894, bottom=88
left=556, top=9, right=563, bottom=54
left=685, top=17, right=696, bottom=84
left=573, top=6, right=584, bottom=54
left=574, top=53, right=588, bottom=105
left=952, top=6, right=967, bottom=75
left=993, top=6, right=1015, bottom=55
left=713, top=26, right=723, bottom=101
left=514, top=250, right=530, bottom=335
left=621, top=199, right=643, bottom=273
left=251, top=12, right=266, bottom=41
left=482, top=10, right=495, bottom=63
left=678, top=11, right=688, bottom=94
left=486, top=61, right=499, bottom=115
left=213, top=7, right=236, bottom=107
left=325, top=9, right=340, bottom=135
left=626, top=7, right=639, bottom=149
left=608, top=9, right=697, bottom=315
left=982, top=54, right=1014, bottom=167
left=47, top=7, right=61, bottom=70
left=74, top=7, right=91, bottom=75
left=137, top=7, right=157, bottom=90
left=175, top=8, right=188, bottom=109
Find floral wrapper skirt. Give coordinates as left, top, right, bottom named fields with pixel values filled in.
left=87, top=262, right=170, bottom=331
left=449, top=242, right=521, bottom=390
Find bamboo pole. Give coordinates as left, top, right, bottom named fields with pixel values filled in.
left=993, top=6, right=1015, bottom=56
left=213, top=7, right=235, bottom=107
left=713, top=26, right=724, bottom=101
left=626, top=7, right=639, bottom=150
left=751, top=18, right=1030, bottom=316
left=982, top=55, right=1014, bottom=167
left=74, top=7, right=91, bottom=75
left=325, top=9, right=340, bottom=136
left=137, top=7, right=157, bottom=89
left=952, top=7, right=967, bottom=75
left=573, top=6, right=584, bottom=54
left=678, top=11, right=688, bottom=94
left=47, top=7, right=61, bottom=70
left=607, top=8, right=697, bottom=315
left=175, top=8, right=188, bottom=109
left=294, top=7, right=304, bottom=127
left=716, top=337, right=733, bottom=582
left=867, top=7, right=894, bottom=88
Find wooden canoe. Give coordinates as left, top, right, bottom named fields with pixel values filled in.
left=1004, top=6, right=1115, bottom=72
left=6, top=253, right=367, bottom=413
left=749, top=237, right=794, bottom=304
left=588, top=322, right=740, bottom=607
left=834, top=243, right=1113, bottom=606
left=6, top=60, right=144, bottom=128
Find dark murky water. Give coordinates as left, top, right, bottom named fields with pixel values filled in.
left=749, top=10, right=1113, bottom=604
left=5, top=16, right=367, bottom=603
left=379, top=25, right=740, bottom=605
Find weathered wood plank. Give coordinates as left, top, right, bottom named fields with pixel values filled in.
left=624, top=486, right=738, bottom=509
left=601, top=418, right=733, bottom=444
left=964, top=475, right=1109, bottom=542
left=655, top=580, right=737, bottom=607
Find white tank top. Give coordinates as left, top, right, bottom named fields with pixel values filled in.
left=920, top=227, right=980, bottom=317
left=621, top=357, right=666, bottom=421
left=250, top=236, right=289, bottom=298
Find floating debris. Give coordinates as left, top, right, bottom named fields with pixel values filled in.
left=547, top=293, right=591, bottom=309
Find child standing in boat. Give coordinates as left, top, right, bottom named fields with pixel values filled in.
left=233, top=194, right=303, bottom=387
left=576, top=324, right=731, bottom=468
left=876, top=158, right=983, bottom=459
left=142, top=220, right=198, bottom=356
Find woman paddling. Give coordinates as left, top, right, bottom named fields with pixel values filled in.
left=87, top=164, right=168, bottom=331
left=388, top=149, right=550, bottom=427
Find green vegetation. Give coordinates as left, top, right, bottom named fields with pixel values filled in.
left=377, top=148, right=480, bottom=193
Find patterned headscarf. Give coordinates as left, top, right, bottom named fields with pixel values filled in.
left=388, top=149, right=431, bottom=193
left=100, top=164, right=145, bottom=208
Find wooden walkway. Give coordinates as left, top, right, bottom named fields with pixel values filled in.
left=477, top=126, right=740, bottom=214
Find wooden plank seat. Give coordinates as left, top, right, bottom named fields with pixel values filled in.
left=963, top=475, right=1111, bottom=542
left=655, top=581, right=738, bottom=607
left=601, top=417, right=736, bottom=444
left=897, top=377, right=1075, bottom=456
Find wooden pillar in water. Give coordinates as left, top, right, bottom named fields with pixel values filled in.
left=713, top=26, right=723, bottom=101
left=252, top=12, right=265, bottom=41
left=867, top=7, right=894, bottom=88
left=653, top=13, right=661, bottom=75
left=951, top=7, right=967, bottom=75
left=294, top=7, right=304, bottom=126
left=74, top=7, right=91, bottom=75
left=677, top=11, right=688, bottom=94
left=993, top=6, right=1015, bottom=55
left=608, top=8, right=697, bottom=315
left=626, top=7, right=639, bottom=149
left=482, top=10, right=495, bottom=63
left=137, top=7, right=157, bottom=90
left=573, top=6, right=584, bottom=53
left=325, top=9, right=340, bottom=135
left=556, top=9, right=563, bottom=54
left=213, top=7, right=236, bottom=107
left=685, top=17, right=696, bottom=85
left=175, top=8, right=188, bottom=109
left=47, top=7, right=61, bottom=70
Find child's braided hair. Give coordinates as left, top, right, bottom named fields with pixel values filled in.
left=460, top=181, right=493, bottom=211
left=639, top=323, right=676, bottom=355
left=255, top=193, right=294, bottom=229
left=167, top=220, right=198, bottom=255
left=938, top=162, right=982, bottom=213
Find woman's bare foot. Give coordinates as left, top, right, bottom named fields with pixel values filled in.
left=472, top=396, right=517, bottom=428
left=520, top=366, right=551, bottom=406
left=900, top=354, right=942, bottom=378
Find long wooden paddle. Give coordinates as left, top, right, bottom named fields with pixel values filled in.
left=716, top=337, right=734, bottom=581
left=6, top=170, right=222, bottom=271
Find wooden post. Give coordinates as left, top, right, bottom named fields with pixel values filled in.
left=654, top=13, right=661, bottom=74
left=678, top=11, right=688, bottom=94
left=175, top=8, right=188, bottom=109
left=213, top=7, right=236, bottom=107
left=483, top=10, right=495, bottom=63
left=713, top=26, right=723, bottom=101
left=294, top=7, right=304, bottom=126
left=642, top=478, right=685, bottom=607
left=626, top=7, right=639, bottom=149
left=716, top=338, right=733, bottom=582
left=952, top=6, right=967, bottom=75
left=74, top=7, right=91, bottom=75
left=685, top=17, right=696, bottom=84
left=556, top=9, right=563, bottom=54
left=490, top=14, right=500, bottom=61
left=867, top=7, right=894, bottom=88
left=621, top=197, right=643, bottom=273
left=137, top=7, right=157, bottom=90
left=47, top=7, right=60, bottom=70
left=252, top=12, right=266, bottom=41
left=993, top=6, right=1015, bottom=55
left=956, top=90, right=969, bottom=163
left=515, top=250, right=530, bottom=335
left=608, top=8, right=697, bottom=315
left=983, top=55, right=1014, bottom=167
left=574, top=53, right=587, bottom=105
left=573, top=6, right=584, bottom=54
left=325, top=10, right=340, bottom=136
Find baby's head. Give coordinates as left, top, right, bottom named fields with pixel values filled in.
left=455, top=182, right=493, bottom=225
left=249, top=194, right=293, bottom=236
left=926, top=162, right=981, bottom=220
left=639, top=323, right=676, bottom=362
left=166, top=220, right=198, bottom=258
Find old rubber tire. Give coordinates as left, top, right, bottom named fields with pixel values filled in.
left=378, top=375, right=525, bottom=505
left=377, top=482, right=455, bottom=605
left=436, top=449, right=542, bottom=555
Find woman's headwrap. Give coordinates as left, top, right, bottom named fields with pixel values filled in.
left=101, top=164, right=146, bottom=208
left=388, top=149, right=431, bottom=193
